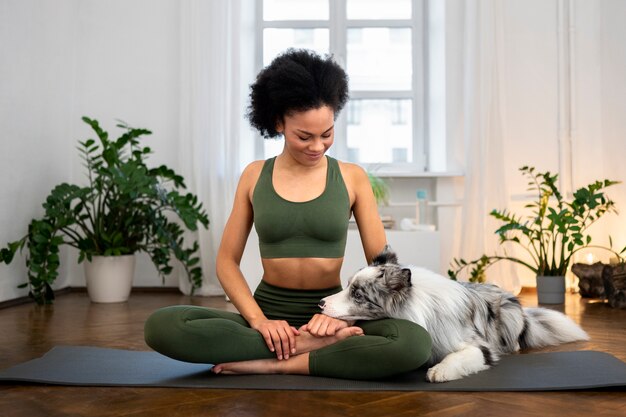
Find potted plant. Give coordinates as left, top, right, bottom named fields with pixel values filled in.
left=448, top=166, right=624, bottom=304
left=0, top=117, right=209, bottom=304
left=367, top=171, right=396, bottom=229
left=367, top=172, right=390, bottom=206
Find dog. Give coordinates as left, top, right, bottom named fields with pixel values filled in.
left=320, top=246, right=589, bottom=382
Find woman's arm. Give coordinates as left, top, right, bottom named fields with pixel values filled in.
left=215, top=162, right=263, bottom=322
left=348, top=164, right=388, bottom=263
left=216, top=161, right=299, bottom=360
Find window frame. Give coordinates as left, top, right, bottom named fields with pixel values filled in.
left=255, top=0, right=428, bottom=173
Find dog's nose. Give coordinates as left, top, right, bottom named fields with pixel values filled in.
left=318, top=299, right=326, bottom=309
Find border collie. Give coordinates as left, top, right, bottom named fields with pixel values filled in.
left=320, top=246, right=589, bottom=382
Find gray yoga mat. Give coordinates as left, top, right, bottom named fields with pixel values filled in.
left=1, top=346, right=625, bottom=391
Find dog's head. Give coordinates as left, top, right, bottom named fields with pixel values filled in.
left=319, top=245, right=412, bottom=320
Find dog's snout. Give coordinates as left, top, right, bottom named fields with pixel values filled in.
left=318, top=299, right=326, bottom=309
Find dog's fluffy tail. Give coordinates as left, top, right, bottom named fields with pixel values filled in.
left=519, top=308, right=589, bottom=349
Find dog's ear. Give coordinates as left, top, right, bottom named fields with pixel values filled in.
left=385, top=268, right=412, bottom=291
left=371, top=245, right=398, bottom=265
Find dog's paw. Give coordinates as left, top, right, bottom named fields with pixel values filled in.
left=426, top=363, right=462, bottom=383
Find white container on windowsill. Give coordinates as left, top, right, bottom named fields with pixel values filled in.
left=399, top=218, right=436, bottom=231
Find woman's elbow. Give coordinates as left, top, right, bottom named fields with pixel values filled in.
left=215, top=251, right=239, bottom=278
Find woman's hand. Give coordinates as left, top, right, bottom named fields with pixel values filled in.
left=300, top=314, right=355, bottom=337
left=250, top=319, right=300, bottom=360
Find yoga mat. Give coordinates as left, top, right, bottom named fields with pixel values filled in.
left=1, top=346, right=625, bottom=391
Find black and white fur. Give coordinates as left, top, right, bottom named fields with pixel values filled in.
left=320, top=246, right=589, bottom=382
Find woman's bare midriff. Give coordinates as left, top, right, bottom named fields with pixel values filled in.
left=260, top=257, right=344, bottom=290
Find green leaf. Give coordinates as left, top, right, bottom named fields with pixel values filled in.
left=32, top=234, right=48, bottom=244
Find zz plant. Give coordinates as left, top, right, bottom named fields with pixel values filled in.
left=0, top=117, right=209, bottom=304
left=449, top=166, right=624, bottom=283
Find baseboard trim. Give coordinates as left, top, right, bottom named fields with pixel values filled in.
left=0, top=286, right=182, bottom=309
left=67, top=286, right=181, bottom=294
left=0, top=287, right=73, bottom=309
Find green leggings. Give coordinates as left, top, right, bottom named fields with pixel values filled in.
left=144, top=281, right=432, bottom=380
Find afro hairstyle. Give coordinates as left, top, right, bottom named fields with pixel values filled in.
left=246, top=48, right=349, bottom=139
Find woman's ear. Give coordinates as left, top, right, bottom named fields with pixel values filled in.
left=275, top=119, right=284, bottom=134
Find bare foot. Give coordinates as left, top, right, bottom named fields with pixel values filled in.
left=211, top=327, right=363, bottom=376
left=212, top=353, right=309, bottom=375
left=294, top=326, right=364, bottom=355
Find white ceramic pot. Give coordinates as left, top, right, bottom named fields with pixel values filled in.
left=536, top=275, right=566, bottom=304
left=84, top=254, right=136, bottom=303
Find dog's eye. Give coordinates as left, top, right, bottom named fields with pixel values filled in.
left=353, top=292, right=364, bottom=301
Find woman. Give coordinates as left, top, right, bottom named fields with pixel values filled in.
left=144, top=49, right=431, bottom=380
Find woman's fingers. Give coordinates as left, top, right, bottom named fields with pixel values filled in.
left=261, top=329, right=275, bottom=353
left=317, top=318, right=331, bottom=336
left=270, top=328, right=284, bottom=359
left=306, top=314, right=350, bottom=337
left=325, top=320, right=338, bottom=336
left=288, top=326, right=299, bottom=355
left=306, top=314, right=323, bottom=335
left=261, top=321, right=298, bottom=360
left=280, top=327, right=293, bottom=359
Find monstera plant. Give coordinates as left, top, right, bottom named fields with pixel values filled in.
left=0, top=117, right=209, bottom=304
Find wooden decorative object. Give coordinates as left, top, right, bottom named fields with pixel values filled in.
left=601, top=263, right=626, bottom=309
left=571, top=262, right=606, bottom=298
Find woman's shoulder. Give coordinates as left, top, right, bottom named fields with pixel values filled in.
left=240, top=159, right=266, bottom=179
left=336, top=159, right=368, bottom=182
left=239, top=159, right=271, bottom=194
left=242, top=159, right=267, bottom=174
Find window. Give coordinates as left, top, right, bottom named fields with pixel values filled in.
left=257, top=0, right=435, bottom=173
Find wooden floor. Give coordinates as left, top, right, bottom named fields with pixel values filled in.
left=0, top=288, right=624, bottom=417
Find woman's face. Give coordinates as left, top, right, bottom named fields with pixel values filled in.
left=276, top=105, right=335, bottom=166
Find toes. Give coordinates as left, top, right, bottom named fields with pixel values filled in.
left=337, top=326, right=364, bottom=338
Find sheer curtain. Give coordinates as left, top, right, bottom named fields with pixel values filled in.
left=457, top=0, right=521, bottom=294
left=178, top=0, right=255, bottom=295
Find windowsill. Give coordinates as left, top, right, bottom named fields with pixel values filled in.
left=368, top=170, right=464, bottom=178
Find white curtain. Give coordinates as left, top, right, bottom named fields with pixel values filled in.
left=457, top=0, right=521, bottom=294
left=178, top=0, right=254, bottom=295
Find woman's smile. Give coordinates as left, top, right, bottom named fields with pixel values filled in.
left=305, top=152, right=324, bottom=161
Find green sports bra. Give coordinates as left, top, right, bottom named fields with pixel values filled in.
left=252, top=156, right=350, bottom=259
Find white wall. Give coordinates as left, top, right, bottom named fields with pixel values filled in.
left=0, top=0, right=77, bottom=302
left=66, top=0, right=181, bottom=289
left=0, top=0, right=182, bottom=302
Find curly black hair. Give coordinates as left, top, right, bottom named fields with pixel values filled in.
left=246, top=49, right=349, bottom=139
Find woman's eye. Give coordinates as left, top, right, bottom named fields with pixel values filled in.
left=298, top=136, right=310, bottom=141
left=321, top=134, right=331, bottom=139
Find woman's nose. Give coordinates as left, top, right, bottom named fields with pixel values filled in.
left=309, top=138, right=325, bottom=152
